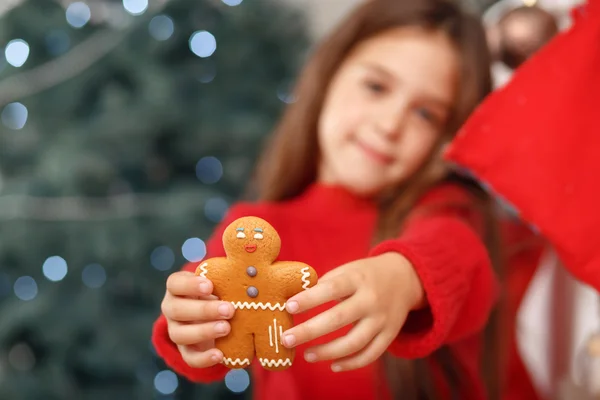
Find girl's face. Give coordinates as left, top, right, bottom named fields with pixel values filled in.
left=317, top=27, right=459, bottom=197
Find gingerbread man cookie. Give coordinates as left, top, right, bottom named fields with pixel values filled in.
left=195, top=216, right=318, bottom=371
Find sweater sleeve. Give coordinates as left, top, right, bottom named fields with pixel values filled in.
left=368, top=184, right=499, bottom=359
left=151, top=203, right=251, bottom=383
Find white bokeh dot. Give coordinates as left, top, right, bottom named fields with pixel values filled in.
left=222, top=0, right=243, bottom=5
left=82, top=264, right=107, bottom=288
left=123, top=0, right=148, bottom=16
left=195, top=156, right=223, bottom=184
left=150, top=246, right=175, bottom=271
left=225, top=369, right=250, bottom=393
left=181, top=238, right=206, bottom=262
left=189, top=31, right=216, bottom=58
left=5, top=39, right=30, bottom=67
left=65, top=2, right=91, bottom=28
left=42, top=255, right=68, bottom=282
left=1, top=102, right=28, bottom=130
left=148, top=15, right=174, bottom=41
left=153, top=369, right=178, bottom=395
left=13, top=276, right=38, bottom=301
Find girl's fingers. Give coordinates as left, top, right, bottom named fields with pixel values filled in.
left=302, top=318, right=378, bottom=362
left=329, top=328, right=397, bottom=372
left=168, top=319, right=231, bottom=346
left=166, top=271, right=214, bottom=297
left=161, top=295, right=234, bottom=322
left=178, top=344, right=224, bottom=369
left=282, top=297, right=362, bottom=348
left=286, top=274, right=356, bottom=314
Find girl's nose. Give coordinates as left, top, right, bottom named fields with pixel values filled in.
left=375, top=103, right=408, bottom=140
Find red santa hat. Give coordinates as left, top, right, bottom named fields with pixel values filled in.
left=445, top=0, right=600, bottom=290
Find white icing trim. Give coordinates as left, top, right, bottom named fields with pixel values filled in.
left=268, top=318, right=282, bottom=352
left=300, top=267, right=311, bottom=290
left=279, top=325, right=283, bottom=344
left=197, top=262, right=208, bottom=278
left=231, top=301, right=286, bottom=311
left=223, top=357, right=250, bottom=366
left=259, top=358, right=292, bottom=368
left=273, top=319, right=279, bottom=354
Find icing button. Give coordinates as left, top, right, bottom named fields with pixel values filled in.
left=247, top=286, right=258, bottom=298
left=246, top=266, right=257, bottom=277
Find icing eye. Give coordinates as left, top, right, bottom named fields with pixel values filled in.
left=236, top=231, right=246, bottom=239
left=253, top=233, right=263, bottom=240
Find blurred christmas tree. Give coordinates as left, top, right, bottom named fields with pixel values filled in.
left=0, top=0, right=309, bottom=399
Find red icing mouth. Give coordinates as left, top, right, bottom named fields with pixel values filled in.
left=244, top=244, right=257, bottom=253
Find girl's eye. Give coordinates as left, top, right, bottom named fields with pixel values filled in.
left=253, top=233, right=263, bottom=240
left=236, top=231, right=246, bottom=239
left=364, top=79, right=387, bottom=95
left=415, top=107, right=438, bottom=124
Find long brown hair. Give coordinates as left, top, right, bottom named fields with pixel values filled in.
left=249, top=0, right=502, bottom=398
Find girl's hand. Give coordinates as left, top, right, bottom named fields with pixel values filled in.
left=281, top=253, right=425, bottom=372
left=161, top=271, right=235, bottom=368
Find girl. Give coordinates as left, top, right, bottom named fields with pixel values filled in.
left=153, top=0, right=500, bottom=399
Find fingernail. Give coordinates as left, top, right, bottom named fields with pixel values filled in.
left=304, top=352, right=317, bottom=362
left=218, top=303, right=231, bottom=317
left=214, top=322, right=228, bottom=334
left=211, top=352, right=223, bottom=363
left=283, top=334, right=296, bottom=347
left=331, top=364, right=342, bottom=372
left=286, top=301, right=299, bottom=313
left=199, top=281, right=210, bottom=293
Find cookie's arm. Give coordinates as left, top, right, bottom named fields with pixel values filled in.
left=194, top=257, right=230, bottom=299
left=273, top=261, right=318, bottom=298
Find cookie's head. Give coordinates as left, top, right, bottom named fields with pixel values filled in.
left=222, top=216, right=281, bottom=264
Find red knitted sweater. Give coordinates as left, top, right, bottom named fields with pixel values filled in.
left=152, top=183, right=499, bottom=400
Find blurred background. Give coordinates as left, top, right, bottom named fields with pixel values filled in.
left=0, top=0, right=581, bottom=399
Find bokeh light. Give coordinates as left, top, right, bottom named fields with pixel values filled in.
left=123, top=0, right=148, bottom=16
left=1, top=102, right=28, bottom=130
left=189, top=31, right=216, bottom=58
left=153, top=370, right=178, bottom=395
left=195, top=156, right=223, bottom=184
left=148, top=15, right=174, bottom=41
left=5, top=39, right=29, bottom=67
left=8, top=343, right=36, bottom=371
left=150, top=246, right=175, bottom=271
left=65, top=2, right=91, bottom=28
left=82, top=264, right=107, bottom=288
left=13, top=276, right=38, bottom=301
left=45, top=30, right=71, bottom=56
left=181, top=238, right=206, bottom=262
left=225, top=369, right=250, bottom=393
left=197, top=60, right=217, bottom=83
left=42, top=255, right=68, bottom=282
left=204, top=197, right=229, bottom=223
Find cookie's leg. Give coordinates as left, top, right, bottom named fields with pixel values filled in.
left=253, top=311, right=295, bottom=371
left=216, top=315, right=254, bottom=369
